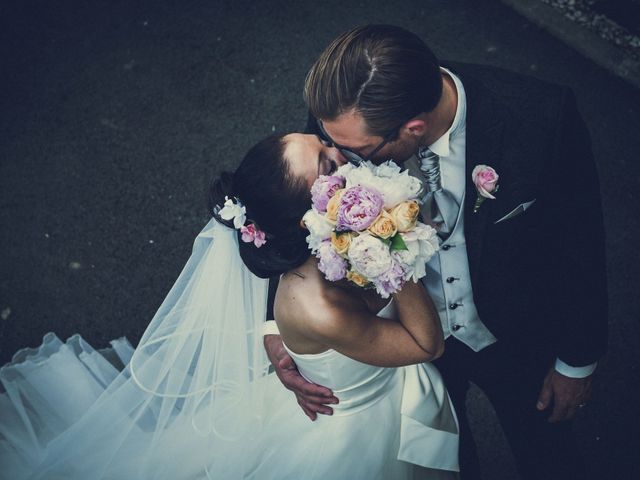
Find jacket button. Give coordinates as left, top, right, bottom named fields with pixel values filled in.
left=449, top=303, right=459, bottom=310
left=452, top=324, right=462, bottom=332
left=442, top=245, right=451, bottom=251
left=446, top=277, right=455, bottom=283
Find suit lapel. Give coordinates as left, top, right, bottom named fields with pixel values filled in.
left=452, top=67, right=506, bottom=285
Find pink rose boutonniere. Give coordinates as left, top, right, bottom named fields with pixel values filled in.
left=471, top=165, right=499, bottom=213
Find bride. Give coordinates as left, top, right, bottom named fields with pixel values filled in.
left=0, top=133, right=459, bottom=479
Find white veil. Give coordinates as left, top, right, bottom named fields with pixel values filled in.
left=1, top=218, right=271, bottom=479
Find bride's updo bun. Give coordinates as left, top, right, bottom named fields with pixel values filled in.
left=208, top=133, right=312, bottom=278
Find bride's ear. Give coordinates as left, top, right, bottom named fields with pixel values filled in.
left=299, top=218, right=308, bottom=230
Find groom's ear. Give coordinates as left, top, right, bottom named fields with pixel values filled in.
left=403, top=118, right=428, bottom=138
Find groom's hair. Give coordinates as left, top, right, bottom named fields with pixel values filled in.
left=304, top=25, right=442, bottom=138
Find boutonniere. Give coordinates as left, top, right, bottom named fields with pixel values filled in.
left=471, top=165, right=499, bottom=213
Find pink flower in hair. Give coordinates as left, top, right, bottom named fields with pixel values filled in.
left=241, top=224, right=267, bottom=248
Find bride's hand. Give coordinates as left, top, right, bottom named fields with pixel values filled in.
left=264, top=334, right=338, bottom=421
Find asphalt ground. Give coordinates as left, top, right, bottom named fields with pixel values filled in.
left=1, top=1, right=638, bottom=478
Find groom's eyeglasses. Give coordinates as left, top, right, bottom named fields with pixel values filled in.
left=316, top=119, right=399, bottom=166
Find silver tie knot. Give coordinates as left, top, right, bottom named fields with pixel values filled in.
left=417, top=146, right=459, bottom=238
left=418, top=147, right=442, bottom=192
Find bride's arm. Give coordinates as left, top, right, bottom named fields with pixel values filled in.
left=390, top=280, right=444, bottom=358
left=299, top=281, right=444, bottom=367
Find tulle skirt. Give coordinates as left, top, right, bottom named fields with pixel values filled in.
left=0, top=333, right=456, bottom=480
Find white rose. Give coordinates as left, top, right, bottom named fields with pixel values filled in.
left=303, top=209, right=334, bottom=253
left=403, top=173, right=424, bottom=199
left=414, top=223, right=440, bottom=259
left=374, top=161, right=402, bottom=178
left=335, top=163, right=355, bottom=178
left=397, top=223, right=439, bottom=281
left=371, top=172, right=423, bottom=208
left=347, top=233, right=393, bottom=279
left=343, top=163, right=376, bottom=189
left=392, top=249, right=417, bottom=281
left=371, top=177, right=406, bottom=208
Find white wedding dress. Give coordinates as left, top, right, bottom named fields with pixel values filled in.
left=0, top=219, right=459, bottom=479
left=249, top=300, right=459, bottom=480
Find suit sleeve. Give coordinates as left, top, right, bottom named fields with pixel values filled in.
left=546, top=88, right=608, bottom=366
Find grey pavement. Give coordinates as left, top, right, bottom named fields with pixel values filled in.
left=1, top=1, right=638, bottom=479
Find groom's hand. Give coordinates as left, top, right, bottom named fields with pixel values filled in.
left=536, top=367, right=593, bottom=422
left=264, top=334, right=338, bottom=421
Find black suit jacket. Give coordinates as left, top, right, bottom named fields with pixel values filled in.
left=304, top=62, right=608, bottom=367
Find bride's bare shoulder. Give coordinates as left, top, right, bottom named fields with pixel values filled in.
left=275, top=257, right=362, bottom=325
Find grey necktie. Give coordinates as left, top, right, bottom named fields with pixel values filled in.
left=418, top=147, right=460, bottom=238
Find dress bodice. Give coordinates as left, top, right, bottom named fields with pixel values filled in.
left=282, top=299, right=460, bottom=472
left=283, top=300, right=401, bottom=416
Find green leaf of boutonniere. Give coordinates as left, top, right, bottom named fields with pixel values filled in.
left=389, top=233, right=408, bottom=251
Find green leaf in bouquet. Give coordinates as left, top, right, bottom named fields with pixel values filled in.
left=390, top=233, right=408, bottom=251
left=379, top=237, right=392, bottom=247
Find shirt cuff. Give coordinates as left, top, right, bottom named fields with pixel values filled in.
left=262, top=320, right=280, bottom=337
left=554, top=358, right=597, bottom=378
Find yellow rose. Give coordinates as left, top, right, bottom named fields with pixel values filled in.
left=367, top=210, right=397, bottom=239
left=325, top=189, right=345, bottom=223
left=347, top=270, right=369, bottom=287
left=390, top=200, right=420, bottom=232
left=331, top=231, right=352, bottom=256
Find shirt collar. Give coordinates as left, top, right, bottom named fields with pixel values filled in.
left=427, top=67, right=467, bottom=158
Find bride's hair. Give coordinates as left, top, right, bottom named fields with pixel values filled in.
left=209, top=133, right=312, bottom=278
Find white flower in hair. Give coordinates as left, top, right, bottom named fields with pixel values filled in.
left=218, top=196, right=247, bottom=229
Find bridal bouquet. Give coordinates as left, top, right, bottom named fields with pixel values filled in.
left=303, top=161, right=440, bottom=298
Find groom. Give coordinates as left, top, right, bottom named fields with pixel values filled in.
left=264, top=25, right=607, bottom=479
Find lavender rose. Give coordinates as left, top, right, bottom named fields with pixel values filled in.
left=311, top=175, right=346, bottom=212
left=317, top=240, right=348, bottom=281
left=336, top=185, right=384, bottom=232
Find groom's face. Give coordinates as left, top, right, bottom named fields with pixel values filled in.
left=320, top=110, right=420, bottom=165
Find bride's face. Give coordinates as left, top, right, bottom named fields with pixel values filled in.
left=283, top=133, right=347, bottom=189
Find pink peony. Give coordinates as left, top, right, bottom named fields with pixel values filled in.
left=317, top=240, right=348, bottom=281
left=347, top=233, right=392, bottom=279
left=311, top=175, right=346, bottom=212
left=373, top=260, right=407, bottom=298
left=471, top=165, right=499, bottom=200
left=336, top=185, right=384, bottom=232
